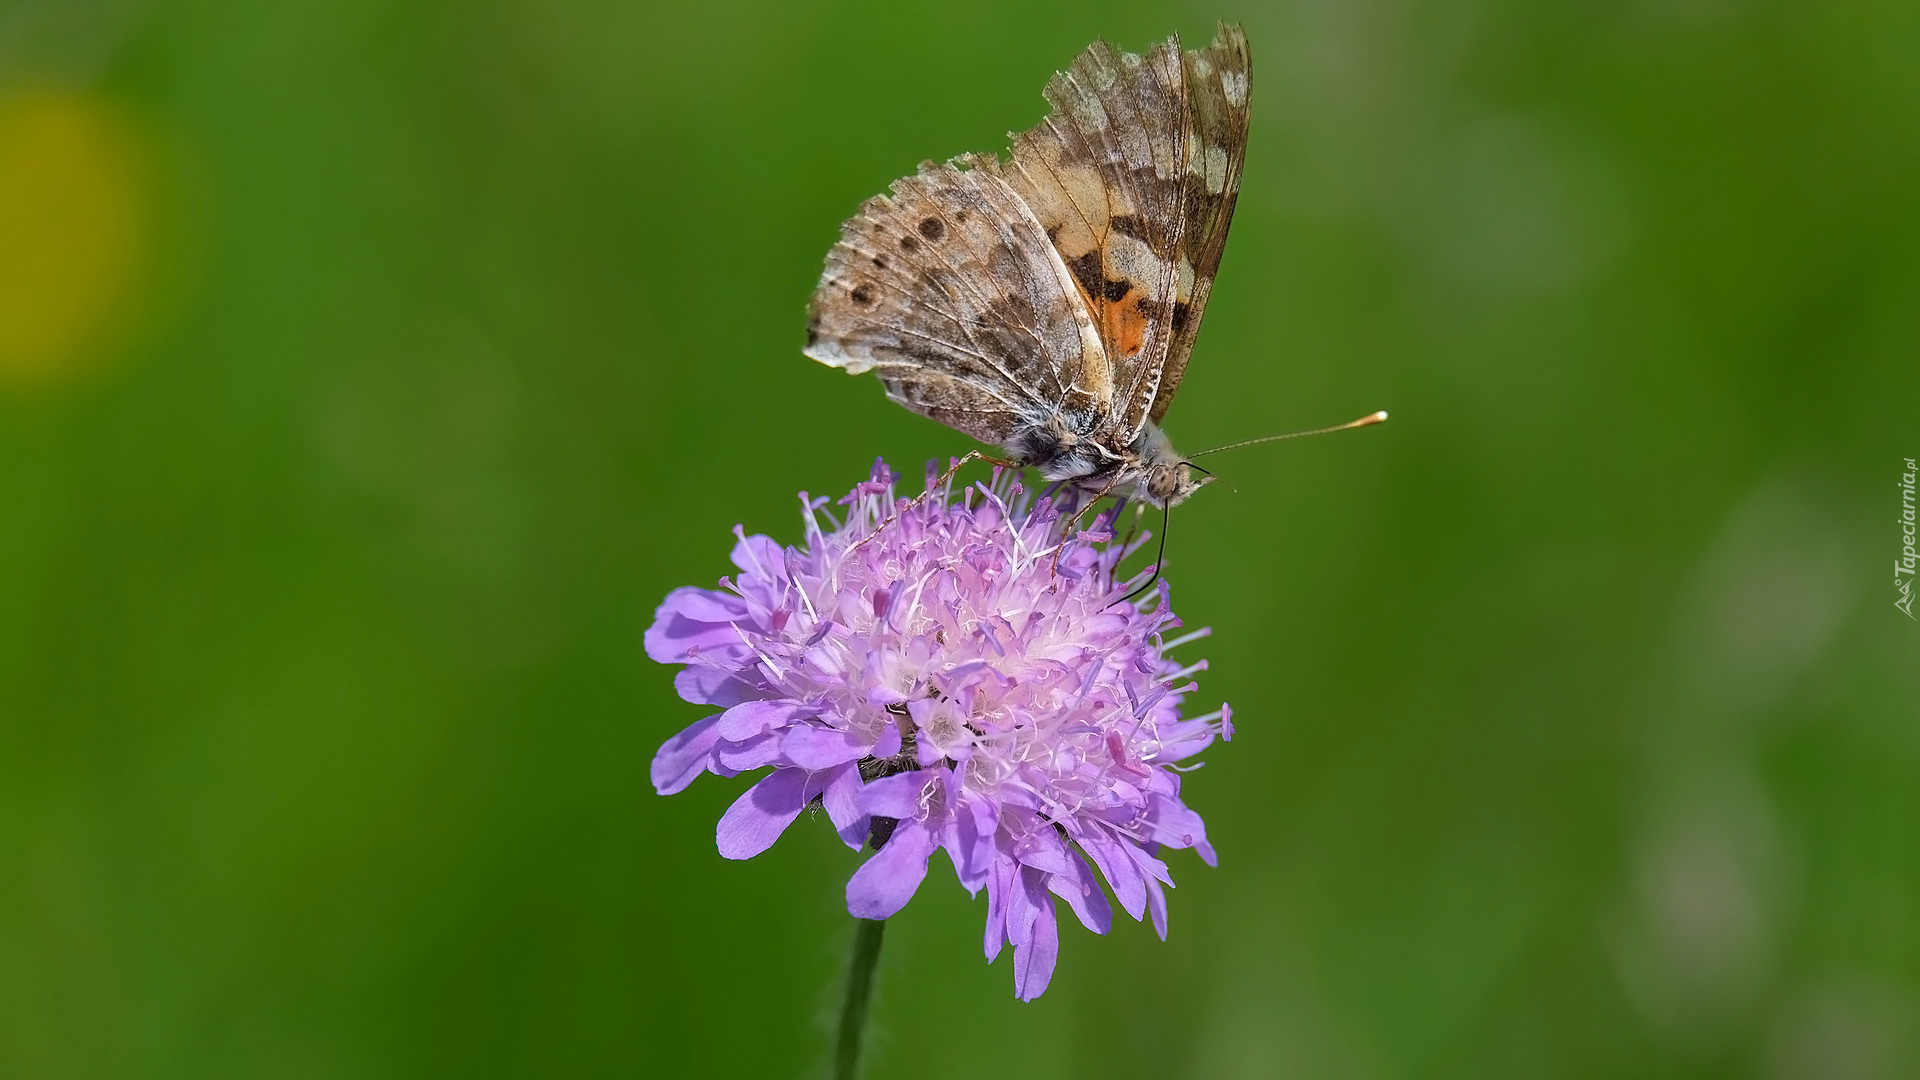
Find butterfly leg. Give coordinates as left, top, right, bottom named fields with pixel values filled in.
left=1117, top=502, right=1149, bottom=555
left=1049, top=473, right=1126, bottom=578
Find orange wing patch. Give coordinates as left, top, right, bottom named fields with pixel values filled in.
left=1072, top=285, right=1150, bottom=360
left=1104, top=295, right=1151, bottom=358
left=1058, top=241, right=1160, bottom=361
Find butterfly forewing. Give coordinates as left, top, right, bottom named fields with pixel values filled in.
left=1153, top=27, right=1251, bottom=423
left=1001, top=36, right=1191, bottom=440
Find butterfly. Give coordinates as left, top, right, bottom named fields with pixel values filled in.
left=803, top=25, right=1251, bottom=508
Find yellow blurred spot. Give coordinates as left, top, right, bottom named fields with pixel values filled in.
left=0, top=90, right=153, bottom=388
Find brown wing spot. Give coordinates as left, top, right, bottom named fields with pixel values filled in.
left=1108, top=214, right=1152, bottom=242
left=850, top=283, right=876, bottom=305
left=989, top=292, right=1037, bottom=328
left=1066, top=250, right=1103, bottom=298
left=899, top=234, right=921, bottom=253
left=1066, top=250, right=1139, bottom=305
left=1171, top=300, right=1191, bottom=333
left=807, top=313, right=822, bottom=347
left=871, top=255, right=889, bottom=269
left=918, top=216, right=946, bottom=241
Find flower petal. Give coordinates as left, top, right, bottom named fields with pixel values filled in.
left=1145, top=875, right=1169, bottom=941
left=1145, top=794, right=1215, bottom=866
left=729, top=529, right=785, bottom=579
left=783, top=723, right=870, bottom=769
left=644, top=587, right=749, bottom=663
left=1013, top=897, right=1059, bottom=1001
left=1005, top=865, right=1047, bottom=949
left=822, top=765, right=868, bottom=850
left=870, top=721, right=901, bottom=760
left=674, top=664, right=763, bottom=709
left=715, top=768, right=811, bottom=860
left=1079, top=832, right=1147, bottom=922
left=1127, top=843, right=1174, bottom=893
left=855, top=770, right=928, bottom=819
left=1048, top=850, right=1113, bottom=935
left=715, top=699, right=803, bottom=742
left=710, top=731, right=783, bottom=774
left=983, top=857, right=1013, bottom=963
left=941, top=792, right=997, bottom=894
left=650, top=715, right=722, bottom=795
left=845, top=820, right=937, bottom=919
left=1010, top=825, right=1072, bottom=876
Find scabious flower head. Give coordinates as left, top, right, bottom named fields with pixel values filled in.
left=648, top=460, right=1232, bottom=999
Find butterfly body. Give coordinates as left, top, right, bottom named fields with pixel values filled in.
left=805, top=26, right=1250, bottom=509
left=1006, top=413, right=1199, bottom=507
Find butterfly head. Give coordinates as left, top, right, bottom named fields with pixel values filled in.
left=1129, top=423, right=1211, bottom=508
left=1137, top=459, right=1207, bottom=508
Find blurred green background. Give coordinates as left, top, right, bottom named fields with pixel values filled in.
left=2, top=0, right=1915, bottom=1076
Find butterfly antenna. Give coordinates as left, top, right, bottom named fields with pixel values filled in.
left=1189, top=410, right=1389, bottom=459
left=1184, top=462, right=1236, bottom=494
left=1123, top=502, right=1171, bottom=605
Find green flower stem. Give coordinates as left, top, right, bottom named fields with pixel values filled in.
left=833, top=917, right=886, bottom=1080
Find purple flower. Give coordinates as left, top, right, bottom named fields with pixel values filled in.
left=648, top=460, right=1231, bottom=1000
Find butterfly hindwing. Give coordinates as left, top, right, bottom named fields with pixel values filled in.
left=805, top=158, right=1111, bottom=444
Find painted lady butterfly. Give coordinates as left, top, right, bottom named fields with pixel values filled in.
left=805, top=25, right=1252, bottom=508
